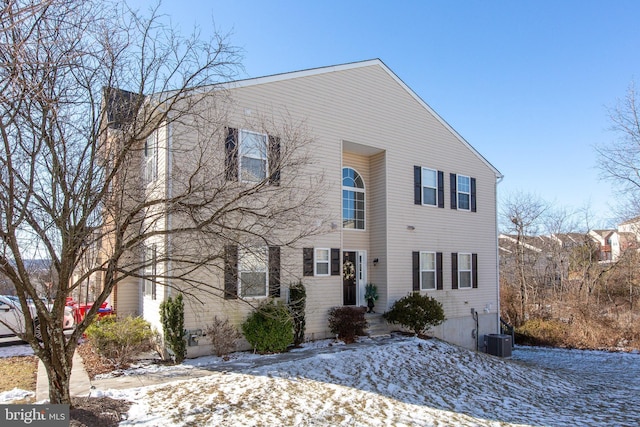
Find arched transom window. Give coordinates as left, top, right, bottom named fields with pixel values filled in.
left=342, top=167, right=365, bottom=230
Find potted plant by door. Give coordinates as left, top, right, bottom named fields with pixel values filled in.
left=364, top=283, right=379, bottom=313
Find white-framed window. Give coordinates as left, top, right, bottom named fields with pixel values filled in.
left=239, top=130, right=268, bottom=183
left=458, top=253, right=472, bottom=288
left=315, top=248, right=330, bottom=276
left=420, top=251, right=437, bottom=290
left=238, top=246, right=268, bottom=298
left=144, top=244, right=157, bottom=299
left=342, top=167, right=365, bottom=230
left=144, top=131, right=158, bottom=184
left=457, top=175, right=471, bottom=211
left=421, top=168, right=438, bottom=206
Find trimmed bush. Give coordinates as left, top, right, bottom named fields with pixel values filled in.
left=204, top=316, right=241, bottom=357
left=327, top=306, right=368, bottom=344
left=242, top=300, right=293, bottom=354
left=383, top=293, right=445, bottom=335
left=288, top=280, right=307, bottom=346
left=85, top=315, right=154, bottom=368
left=160, top=294, right=187, bottom=363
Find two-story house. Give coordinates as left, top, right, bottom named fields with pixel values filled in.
left=107, top=59, right=503, bottom=356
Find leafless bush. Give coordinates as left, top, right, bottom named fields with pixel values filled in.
left=204, top=316, right=241, bottom=357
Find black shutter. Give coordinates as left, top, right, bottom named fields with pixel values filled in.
left=269, top=246, right=281, bottom=297
left=268, top=135, right=281, bottom=186
left=412, top=251, right=420, bottom=291
left=414, top=166, right=421, bottom=205
left=470, top=177, right=477, bottom=212
left=224, top=245, right=238, bottom=299
left=225, top=127, right=238, bottom=181
left=436, top=252, right=443, bottom=290
left=437, top=171, right=444, bottom=209
left=450, top=173, right=457, bottom=210
left=472, top=253, right=478, bottom=288
left=331, top=248, right=341, bottom=275
left=303, top=248, right=314, bottom=277
left=451, top=252, right=458, bottom=289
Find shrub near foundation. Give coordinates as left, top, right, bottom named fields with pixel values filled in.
left=242, top=300, right=293, bottom=354
left=85, top=315, right=154, bottom=368
left=383, top=293, right=445, bottom=336
left=288, top=280, right=307, bottom=346
left=205, top=316, right=241, bottom=357
left=328, top=306, right=368, bottom=343
left=160, top=294, right=187, bottom=363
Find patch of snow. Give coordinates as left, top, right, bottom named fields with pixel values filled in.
left=0, top=388, right=34, bottom=403
left=95, top=336, right=639, bottom=426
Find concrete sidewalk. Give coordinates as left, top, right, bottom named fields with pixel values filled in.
left=35, top=350, right=218, bottom=401
left=35, top=351, right=92, bottom=402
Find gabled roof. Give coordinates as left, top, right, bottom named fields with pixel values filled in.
left=223, top=59, right=502, bottom=180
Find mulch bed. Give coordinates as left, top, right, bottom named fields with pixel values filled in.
left=76, top=341, right=115, bottom=379
left=71, top=342, right=132, bottom=426
left=70, top=396, right=132, bottom=427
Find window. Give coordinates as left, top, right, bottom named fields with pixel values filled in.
left=414, top=166, right=444, bottom=208
left=421, top=168, right=438, bottom=206
left=144, top=131, right=158, bottom=184
left=457, top=175, right=471, bottom=211
left=303, top=247, right=340, bottom=276
left=458, top=253, right=472, bottom=288
left=144, top=244, right=157, bottom=299
left=420, top=252, right=437, bottom=290
left=450, top=173, right=476, bottom=212
left=226, top=127, right=280, bottom=184
left=238, top=247, right=268, bottom=297
left=342, top=167, right=365, bottom=230
left=413, top=251, right=442, bottom=291
left=315, top=248, right=330, bottom=276
left=239, top=130, right=268, bottom=182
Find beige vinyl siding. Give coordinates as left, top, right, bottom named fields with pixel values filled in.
left=113, top=277, right=140, bottom=316
left=368, top=151, right=388, bottom=310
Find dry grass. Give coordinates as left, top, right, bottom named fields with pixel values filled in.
left=0, top=356, right=38, bottom=399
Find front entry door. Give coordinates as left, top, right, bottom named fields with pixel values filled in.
left=343, top=251, right=357, bottom=305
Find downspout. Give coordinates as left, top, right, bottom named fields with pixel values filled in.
left=495, top=174, right=504, bottom=336
left=165, top=119, right=173, bottom=300
left=471, top=308, right=479, bottom=351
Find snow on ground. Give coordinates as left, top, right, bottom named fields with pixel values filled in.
left=92, top=335, right=639, bottom=427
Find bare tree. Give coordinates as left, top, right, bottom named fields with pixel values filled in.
left=500, top=191, right=549, bottom=324
left=596, top=82, right=640, bottom=217
left=0, top=0, right=324, bottom=405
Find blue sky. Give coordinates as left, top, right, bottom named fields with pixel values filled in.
left=135, top=0, right=640, bottom=228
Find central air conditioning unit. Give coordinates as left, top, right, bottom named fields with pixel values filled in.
left=485, top=334, right=512, bottom=358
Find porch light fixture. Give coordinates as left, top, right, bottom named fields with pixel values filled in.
left=373, top=258, right=379, bottom=266
left=407, top=225, right=415, bottom=230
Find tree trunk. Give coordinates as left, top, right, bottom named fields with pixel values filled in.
left=38, top=330, right=75, bottom=405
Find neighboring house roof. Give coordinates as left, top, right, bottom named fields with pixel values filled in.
left=220, top=59, right=503, bottom=180
left=619, top=216, right=640, bottom=226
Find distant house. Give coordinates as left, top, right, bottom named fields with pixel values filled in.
left=100, top=60, right=503, bottom=356
left=499, top=217, right=640, bottom=285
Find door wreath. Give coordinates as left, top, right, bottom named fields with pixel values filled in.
left=343, top=260, right=355, bottom=280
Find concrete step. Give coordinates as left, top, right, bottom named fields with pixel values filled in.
left=364, top=313, right=390, bottom=336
